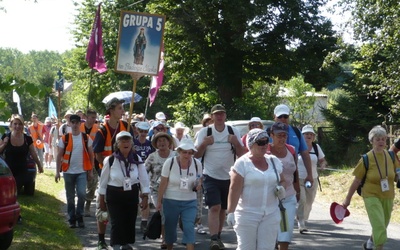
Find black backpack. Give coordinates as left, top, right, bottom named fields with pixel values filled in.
left=143, top=211, right=162, bottom=240
left=201, top=125, right=236, bottom=164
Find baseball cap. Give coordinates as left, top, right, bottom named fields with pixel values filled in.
left=116, top=131, right=133, bottom=140
left=45, top=117, right=52, bottom=123
left=274, top=104, right=290, bottom=117
left=271, top=122, right=288, bottom=134
left=69, top=114, right=81, bottom=123
left=211, top=104, right=226, bottom=114
left=302, top=124, right=315, bottom=134
left=330, top=202, right=350, bottom=224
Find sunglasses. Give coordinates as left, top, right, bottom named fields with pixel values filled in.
left=277, top=115, right=289, bottom=119
left=250, top=123, right=261, bottom=128
left=155, top=127, right=166, bottom=131
left=180, top=150, right=193, bottom=155
left=138, top=129, right=148, bottom=133
left=255, top=139, right=269, bottom=146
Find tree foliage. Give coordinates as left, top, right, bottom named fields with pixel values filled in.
left=65, top=0, right=337, bottom=124
left=338, top=0, right=400, bottom=114
left=0, top=48, right=63, bottom=120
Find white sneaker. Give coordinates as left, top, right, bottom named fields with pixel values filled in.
left=196, top=224, right=207, bottom=234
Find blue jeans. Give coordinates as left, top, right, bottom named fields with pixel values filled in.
left=163, top=199, right=197, bottom=244
left=63, top=172, right=87, bottom=222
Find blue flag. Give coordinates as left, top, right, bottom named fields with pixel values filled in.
left=48, top=98, right=57, bottom=119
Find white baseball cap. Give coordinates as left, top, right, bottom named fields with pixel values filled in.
left=274, top=104, right=290, bottom=117
left=302, top=124, right=315, bottom=134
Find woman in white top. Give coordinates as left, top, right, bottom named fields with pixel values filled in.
left=157, top=138, right=202, bottom=250
left=296, top=125, right=327, bottom=233
left=266, top=122, right=300, bottom=250
left=98, top=131, right=150, bottom=250
left=145, top=132, right=176, bottom=249
left=227, top=129, right=284, bottom=250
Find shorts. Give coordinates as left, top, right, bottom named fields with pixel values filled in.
left=44, top=143, right=50, bottom=154
left=202, top=175, right=230, bottom=209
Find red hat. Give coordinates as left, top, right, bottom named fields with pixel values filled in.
left=330, top=202, right=350, bottom=224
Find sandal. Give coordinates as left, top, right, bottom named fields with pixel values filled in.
left=160, top=242, right=167, bottom=249
left=196, top=224, right=207, bottom=234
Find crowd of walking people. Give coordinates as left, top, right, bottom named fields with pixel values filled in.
left=1, top=99, right=399, bottom=250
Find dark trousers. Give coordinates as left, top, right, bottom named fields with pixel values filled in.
left=106, top=184, right=139, bottom=246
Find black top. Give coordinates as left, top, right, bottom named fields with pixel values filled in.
left=1, top=133, right=33, bottom=176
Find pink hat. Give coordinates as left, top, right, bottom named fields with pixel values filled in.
left=330, top=202, right=350, bottom=224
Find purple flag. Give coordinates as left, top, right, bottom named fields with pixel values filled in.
left=149, top=49, right=164, bottom=106
left=86, top=3, right=107, bottom=73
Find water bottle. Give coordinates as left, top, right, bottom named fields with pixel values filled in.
left=305, top=181, right=312, bottom=188
left=193, top=174, right=201, bottom=192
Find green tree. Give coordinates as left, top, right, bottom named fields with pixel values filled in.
left=280, top=75, right=316, bottom=126
left=338, top=0, right=400, bottom=114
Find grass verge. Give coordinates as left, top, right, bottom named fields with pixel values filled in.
left=317, top=168, right=400, bottom=223
left=9, top=169, right=82, bottom=250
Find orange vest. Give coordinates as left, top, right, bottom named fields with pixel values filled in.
left=29, top=123, right=44, bottom=149
left=80, top=123, right=99, bottom=141
left=99, top=120, right=127, bottom=168
left=61, top=133, right=92, bottom=172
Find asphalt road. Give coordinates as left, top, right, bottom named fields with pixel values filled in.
left=62, top=196, right=400, bottom=250
left=51, top=161, right=399, bottom=250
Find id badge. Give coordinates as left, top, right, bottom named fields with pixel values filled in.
left=180, top=177, right=189, bottom=190
left=380, top=178, right=389, bottom=192
left=124, top=177, right=132, bottom=191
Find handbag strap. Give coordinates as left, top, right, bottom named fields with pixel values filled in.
left=270, top=157, right=280, bottom=185
left=270, top=157, right=285, bottom=209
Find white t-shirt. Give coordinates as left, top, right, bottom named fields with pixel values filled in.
left=232, top=154, right=282, bottom=215
left=58, top=133, right=93, bottom=174
left=298, top=143, right=325, bottom=179
left=161, top=156, right=201, bottom=201
left=194, top=124, right=243, bottom=180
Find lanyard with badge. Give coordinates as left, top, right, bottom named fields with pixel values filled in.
left=178, top=158, right=190, bottom=190
left=120, top=159, right=132, bottom=191
left=372, top=151, right=389, bottom=192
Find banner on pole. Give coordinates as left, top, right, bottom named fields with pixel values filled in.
left=86, top=3, right=107, bottom=74
left=48, top=98, right=57, bottom=119
left=115, top=11, right=165, bottom=75
left=12, top=89, right=22, bottom=115
left=149, top=48, right=164, bottom=106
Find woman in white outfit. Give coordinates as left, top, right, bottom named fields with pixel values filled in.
left=296, top=125, right=328, bottom=233
left=227, top=129, right=285, bottom=250
left=266, top=122, right=300, bottom=250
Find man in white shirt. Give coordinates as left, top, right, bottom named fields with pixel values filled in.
left=55, top=114, right=94, bottom=229
left=194, top=104, right=244, bottom=250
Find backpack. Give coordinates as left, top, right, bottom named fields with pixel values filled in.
left=311, top=142, right=319, bottom=158
left=357, top=150, right=395, bottom=196
left=201, top=125, right=236, bottom=164
left=143, top=211, right=162, bottom=240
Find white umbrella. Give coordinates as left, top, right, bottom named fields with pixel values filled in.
left=102, top=91, right=142, bottom=104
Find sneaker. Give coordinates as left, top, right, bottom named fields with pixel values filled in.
left=140, top=220, right=147, bottom=233
left=209, top=240, right=220, bottom=250
left=362, top=241, right=373, bottom=250
left=97, top=240, right=108, bottom=250
left=121, top=245, right=133, bottom=250
left=196, top=224, right=207, bottom=234
left=217, top=239, right=225, bottom=249
left=69, top=220, right=76, bottom=228
left=84, top=202, right=91, bottom=217
left=77, top=218, right=85, bottom=228
left=298, top=220, right=308, bottom=234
